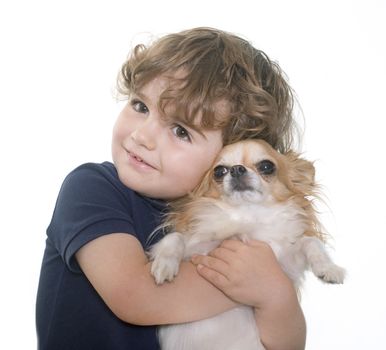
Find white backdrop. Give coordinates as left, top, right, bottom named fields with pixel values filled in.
left=1, top=0, right=385, bottom=349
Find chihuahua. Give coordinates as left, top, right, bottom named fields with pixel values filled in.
left=149, top=139, right=345, bottom=350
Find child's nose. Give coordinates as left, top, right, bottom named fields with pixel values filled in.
left=130, top=116, right=159, bottom=150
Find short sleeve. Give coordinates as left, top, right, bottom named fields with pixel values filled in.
left=47, top=163, right=136, bottom=273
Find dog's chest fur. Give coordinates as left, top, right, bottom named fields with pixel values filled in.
left=183, top=199, right=309, bottom=284
left=155, top=200, right=309, bottom=350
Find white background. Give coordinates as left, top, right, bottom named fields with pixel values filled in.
left=1, top=0, right=385, bottom=349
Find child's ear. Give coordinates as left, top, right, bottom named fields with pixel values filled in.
left=285, top=151, right=315, bottom=191
left=192, top=168, right=221, bottom=199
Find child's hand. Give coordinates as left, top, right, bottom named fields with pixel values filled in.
left=191, top=239, right=294, bottom=308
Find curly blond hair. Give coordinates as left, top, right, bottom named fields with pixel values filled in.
left=117, top=27, right=298, bottom=152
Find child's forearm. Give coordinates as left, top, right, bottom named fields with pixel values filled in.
left=76, top=233, right=237, bottom=326
left=120, top=261, right=237, bottom=325
left=255, top=285, right=306, bottom=350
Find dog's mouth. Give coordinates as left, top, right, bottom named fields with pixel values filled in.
left=230, top=178, right=255, bottom=192
left=225, top=176, right=264, bottom=199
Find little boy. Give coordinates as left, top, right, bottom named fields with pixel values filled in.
left=36, top=27, right=306, bottom=350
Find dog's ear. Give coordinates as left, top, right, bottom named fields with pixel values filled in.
left=191, top=168, right=221, bottom=199
left=284, top=151, right=315, bottom=193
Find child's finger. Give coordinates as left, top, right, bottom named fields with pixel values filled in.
left=246, top=240, right=272, bottom=249
left=219, top=239, right=247, bottom=251
left=191, top=255, right=229, bottom=277
left=208, top=247, right=235, bottom=263
left=221, top=239, right=273, bottom=254
left=196, top=263, right=229, bottom=289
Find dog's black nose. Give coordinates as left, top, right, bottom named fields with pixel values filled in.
left=230, top=165, right=246, bottom=178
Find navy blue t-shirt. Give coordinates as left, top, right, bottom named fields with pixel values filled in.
left=36, top=162, right=166, bottom=350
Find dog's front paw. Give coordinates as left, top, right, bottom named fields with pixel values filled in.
left=149, top=232, right=185, bottom=284
left=151, top=256, right=181, bottom=285
left=314, top=263, right=346, bottom=284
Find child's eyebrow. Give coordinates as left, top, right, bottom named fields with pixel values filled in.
left=189, top=125, right=207, bottom=140
left=133, top=91, right=148, bottom=103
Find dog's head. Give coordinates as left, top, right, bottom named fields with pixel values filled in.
left=194, top=139, right=316, bottom=205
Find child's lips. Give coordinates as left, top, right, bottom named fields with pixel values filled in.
left=127, top=151, right=156, bottom=170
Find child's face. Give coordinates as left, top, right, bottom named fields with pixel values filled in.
left=112, top=76, right=224, bottom=199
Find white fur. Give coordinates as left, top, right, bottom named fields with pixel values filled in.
left=149, top=199, right=345, bottom=350
left=158, top=306, right=263, bottom=350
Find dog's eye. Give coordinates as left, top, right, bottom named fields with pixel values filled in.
left=213, top=165, right=229, bottom=180
left=257, top=160, right=276, bottom=175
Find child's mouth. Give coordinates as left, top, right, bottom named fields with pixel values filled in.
left=133, top=154, right=144, bottom=162
left=127, top=151, right=156, bottom=170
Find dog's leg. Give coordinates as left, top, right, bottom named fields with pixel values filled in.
left=149, top=232, right=185, bottom=284
left=300, top=236, right=346, bottom=284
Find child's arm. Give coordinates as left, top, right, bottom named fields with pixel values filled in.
left=192, top=240, right=306, bottom=350
left=77, top=233, right=306, bottom=349
left=76, top=232, right=237, bottom=325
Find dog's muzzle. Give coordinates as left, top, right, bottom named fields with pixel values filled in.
left=230, top=165, right=254, bottom=192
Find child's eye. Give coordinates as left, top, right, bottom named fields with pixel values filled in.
left=131, top=99, right=149, bottom=114
left=172, top=124, right=191, bottom=142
